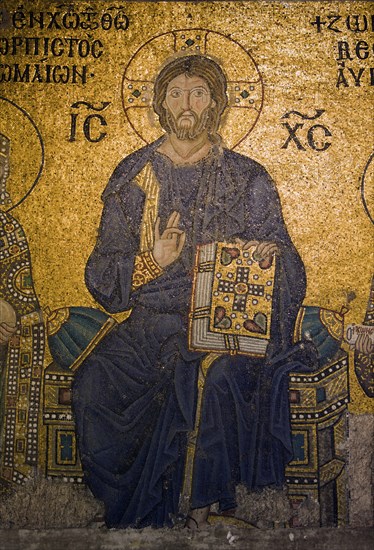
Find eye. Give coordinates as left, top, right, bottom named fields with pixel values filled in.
left=169, top=89, right=182, bottom=98
left=191, top=88, right=208, bottom=98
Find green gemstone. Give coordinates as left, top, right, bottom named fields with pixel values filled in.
left=21, top=273, right=33, bottom=288
left=240, top=90, right=249, bottom=99
left=185, top=39, right=195, bottom=47
left=132, top=89, right=141, bottom=98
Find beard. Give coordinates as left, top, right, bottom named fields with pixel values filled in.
left=165, top=107, right=211, bottom=140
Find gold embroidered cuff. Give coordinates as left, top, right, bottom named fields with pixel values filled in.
left=131, top=251, right=162, bottom=290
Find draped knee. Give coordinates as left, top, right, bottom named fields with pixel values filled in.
left=72, top=353, right=109, bottom=410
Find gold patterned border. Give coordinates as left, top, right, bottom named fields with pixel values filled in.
left=131, top=251, right=162, bottom=290
left=134, top=162, right=160, bottom=253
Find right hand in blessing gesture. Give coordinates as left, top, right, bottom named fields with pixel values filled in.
left=153, top=211, right=186, bottom=268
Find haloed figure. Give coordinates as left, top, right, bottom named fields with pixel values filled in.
left=0, top=134, right=41, bottom=475
left=73, top=55, right=316, bottom=529
left=0, top=135, right=17, bottom=351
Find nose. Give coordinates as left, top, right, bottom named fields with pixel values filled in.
left=182, top=90, right=190, bottom=111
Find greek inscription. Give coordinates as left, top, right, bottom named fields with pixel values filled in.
left=62, top=12, right=80, bottom=30
left=10, top=6, right=130, bottom=32
left=336, top=40, right=373, bottom=62
left=280, top=111, right=332, bottom=151
left=346, top=15, right=369, bottom=33
left=307, top=125, right=332, bottom=151
left=310, top=15, right=342, bottom=33
left=83, top=115, right=107, bottom=143
left=281, top=123, right=306, bottom=151
left=336, top=65, right=373, bottom=88
left=69, top=102, right=110, bottom=143
left=0, top=63, right=89, bottom=84
left=310, top=14, right=373, bottom=34
left=0, top=37, right=104, bottom=58
left=311, top=13, right=373, bottom=89
left=1, top=6, right=131, bottom=86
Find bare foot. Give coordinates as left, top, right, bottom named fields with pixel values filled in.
left=185, top=505, right=210, bottom=530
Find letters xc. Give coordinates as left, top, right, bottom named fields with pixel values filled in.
left=280, top=110, right=332, bottom=152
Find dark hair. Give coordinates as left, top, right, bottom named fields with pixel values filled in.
left=153, top=55, right=228, bottom=138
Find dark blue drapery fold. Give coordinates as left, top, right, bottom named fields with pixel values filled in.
left=73, top=143, right=316, bottom=528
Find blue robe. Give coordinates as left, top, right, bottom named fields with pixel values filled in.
left=72, top=140, right=317, bottom=527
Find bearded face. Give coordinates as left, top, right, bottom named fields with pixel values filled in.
left=165, top=107, right=211, bottom=140
left=162, top=73, right=216, bottom=141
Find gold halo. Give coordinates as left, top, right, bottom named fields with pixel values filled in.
left=121, top=29, right=263, bottom=150
left=0, top=97, right=44, bottom=212
left=361, top=152, right=373, bottom=225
